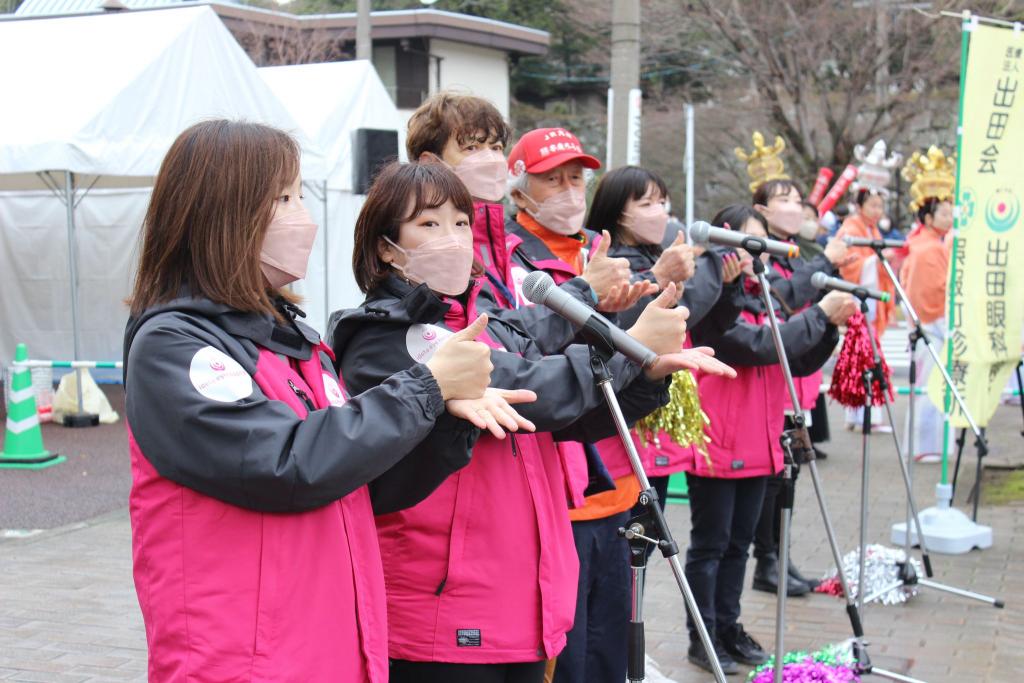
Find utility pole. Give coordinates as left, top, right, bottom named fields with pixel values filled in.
left=608, top=0, right=641, bottom=168
left=356, top=0, right=371, bottom=61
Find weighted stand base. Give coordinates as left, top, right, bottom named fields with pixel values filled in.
left=63, top=412, right=99, bottom=428
left=891, top=483, right=992, bottom=554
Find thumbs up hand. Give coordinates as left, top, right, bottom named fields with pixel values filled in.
left=425, top=315, right=493, bottom=400
left=651, top=231, right=695, bottom=289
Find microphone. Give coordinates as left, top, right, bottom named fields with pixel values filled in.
left=521, top=271, right=657, bottom=368
left=688, top=221, right=800, bottom=259
left=843, top=236, right=904, bottom=249
left=811, top=271, right=891, bottom=303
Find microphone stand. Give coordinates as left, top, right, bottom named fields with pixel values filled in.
left=751, top=258, right=923, bottom=683
left=575, top=317, right=726, bottom=683
left=869, top=250, right=1003, bottom=604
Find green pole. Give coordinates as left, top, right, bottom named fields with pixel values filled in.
left=941, top=10, right=972, bottom=486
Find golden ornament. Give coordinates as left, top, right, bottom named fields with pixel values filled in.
left=735, top=131, right=789, bottom=194
left=901, top=145, right=956, bottom=213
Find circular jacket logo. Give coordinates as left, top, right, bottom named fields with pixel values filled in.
left=985, top=189, right=1020, bottom=234
left=189, top=347, right=253, bottom=403
left=405, top=324, right=452, bottom=362
left=322, top=373, right=347, bottom=407
left=511, top=266, right=534, bottom=307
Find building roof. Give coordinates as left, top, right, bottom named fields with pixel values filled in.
left=9, top=0, right=550, bottom=55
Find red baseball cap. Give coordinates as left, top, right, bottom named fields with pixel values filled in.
left=507, top=127, right=602, bottom=175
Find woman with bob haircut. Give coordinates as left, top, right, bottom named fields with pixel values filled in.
left=124, top=120, right=525, bottom=682
left=329, top=161, right=734, bottom=683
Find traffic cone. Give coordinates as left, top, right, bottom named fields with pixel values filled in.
left=1, top=344, right=64, bottom=469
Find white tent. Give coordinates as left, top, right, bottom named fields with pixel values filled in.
left=258, top=61, right=406, bottom=334
left=0, top=5, right=324, bottom=365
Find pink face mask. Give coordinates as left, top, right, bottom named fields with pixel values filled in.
left=454, top=149, right=507, bottom=203
left=765, top=203, right=803, bottom=237
left=386, top=233, right=474, bottom=296
left=260, top=207, right=318, bottom=289
left=623, top=204, right=668, bottom=244
left=523, top=187, right=587, bottom=236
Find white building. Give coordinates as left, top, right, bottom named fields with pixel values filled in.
left=13, top=0, right=551, bottom=120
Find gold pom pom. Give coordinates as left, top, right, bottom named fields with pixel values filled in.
left=634, top=371, right=714, bottom=472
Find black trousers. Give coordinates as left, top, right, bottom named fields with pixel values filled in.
left=553, top=511, right=631, bottom=683
left=390, top=660, right=546, bottom=683
left=683, top=473, right=768, bottom=641
left=809, top=391, right=831, bottom=444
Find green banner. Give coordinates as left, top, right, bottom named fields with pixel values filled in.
left=930, top=21, right=1024, bottom=457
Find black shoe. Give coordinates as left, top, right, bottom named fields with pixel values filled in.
left=752, top=553, right=810, bottom=596
left=813, top=446, right=829, bottom=460
left=788, top=560, right=821, bottom=590
left=719, top=623, right=770, bottom=666
left=687, top=640, right=740, bottom=675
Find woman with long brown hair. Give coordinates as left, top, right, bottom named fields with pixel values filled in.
left=123, top=120, right=531, bottom=682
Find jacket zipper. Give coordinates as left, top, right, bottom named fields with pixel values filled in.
left=288, top=379, right=316, bottom=412
left=510, top=434, right=518, bottom=458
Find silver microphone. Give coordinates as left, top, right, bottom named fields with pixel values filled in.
left=810, top=271, right=891, bottom=302
left=688, top=221, right=800, bottom=259
left=842, top=236, right=904, bottom=249
left=521, top=271, right=658, bottom=368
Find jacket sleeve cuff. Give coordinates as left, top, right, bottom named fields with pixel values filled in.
left=405, top=363, right=446, bottom=419
left=562, top=277, right=598, bottom=307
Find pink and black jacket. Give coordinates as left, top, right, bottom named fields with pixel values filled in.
left=687, top=279, right=838, bottom=479
left=328, top=275, right=669, bottom=664
left=601, top=239, right=744, bottom=477
left=124, top=294, right=474, bottom=682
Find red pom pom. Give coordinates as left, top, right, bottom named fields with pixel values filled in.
left=815, top=576, right=845, bottom=597
left=828, top=312, right=894, bottom=408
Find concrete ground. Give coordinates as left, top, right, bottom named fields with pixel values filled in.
left=1, top=383, right=1022, bottom=682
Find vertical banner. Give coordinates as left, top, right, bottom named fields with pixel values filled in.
left=929, top=22, right=1024, bottom=435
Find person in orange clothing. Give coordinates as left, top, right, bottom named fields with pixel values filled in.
left=836, top=189, right=897, bottom=337
left=836, top=189, right=898, bottom=432
left=899, top=197, right=953, bottom=461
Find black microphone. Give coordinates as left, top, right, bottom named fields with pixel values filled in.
left=521, top=271, right=658, bottom=368
left=811, top=271, right=891, bottom=302
left=842, top=236, right=904, bottom=249
left=688, top=221, right=800, bottom=259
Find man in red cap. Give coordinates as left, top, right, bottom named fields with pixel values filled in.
left=504, top=128, right=657, bottom=683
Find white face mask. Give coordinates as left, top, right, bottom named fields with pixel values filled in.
left=799, top=219, right=820, bottom=240
left=522, top=187, right=587, bottom=236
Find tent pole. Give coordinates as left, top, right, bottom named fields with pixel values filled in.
left=64, top=170, right=82, bottom=361
left=323, top=180, right=329, bottom=326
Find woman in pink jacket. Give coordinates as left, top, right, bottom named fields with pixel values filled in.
left=329, top=161, right=734, bottom=683
left=124, top=120, right=532, bottom=682
left=683, top=204, right=857, bottom=676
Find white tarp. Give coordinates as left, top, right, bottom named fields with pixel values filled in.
left=0, top=5, right=322, bottom=183
left=0, top=6, right=326, bottom=364
left=259, top=61, right=406, bottom=334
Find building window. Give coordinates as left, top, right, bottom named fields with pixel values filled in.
left=373, top=39, right=429, bottom=109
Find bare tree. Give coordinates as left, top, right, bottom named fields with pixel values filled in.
left=689, top=0, right=961, bottom=182
left=232, top=18, right=351, bottom=67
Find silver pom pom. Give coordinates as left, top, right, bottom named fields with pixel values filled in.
left=822, top=544, right=921, bottom=605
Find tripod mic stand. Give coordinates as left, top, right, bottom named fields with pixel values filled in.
left=751, top=259, right=923, bottom=683
left=867, top=250, right=1003, bottom=605
left=576, top=317, right=726, bottom=683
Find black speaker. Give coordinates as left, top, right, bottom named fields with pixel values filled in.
left=353, top=128, right=399, bottom=195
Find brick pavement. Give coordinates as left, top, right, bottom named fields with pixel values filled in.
left=0, top=398, right=1021, bottom=682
